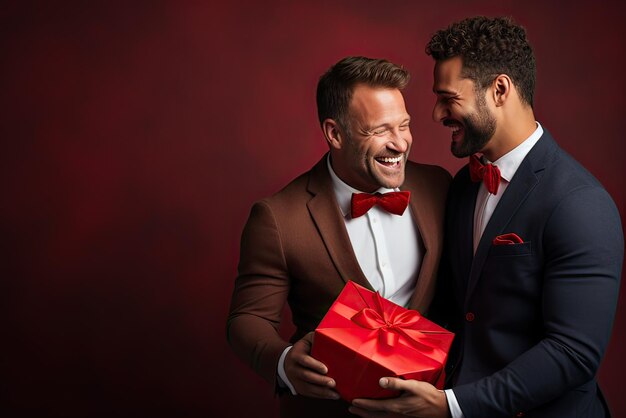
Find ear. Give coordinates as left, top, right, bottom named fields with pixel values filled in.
left=492, top=74, right=512, bottom=107
left=322, top=118, right=344, bottom=150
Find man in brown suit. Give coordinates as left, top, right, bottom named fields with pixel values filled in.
left=227, top=56, right=451, bottom=418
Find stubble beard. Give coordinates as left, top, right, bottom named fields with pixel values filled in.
left=451, top=95, right=497, bottom=158
left=367, top=157, right=406, bottom=189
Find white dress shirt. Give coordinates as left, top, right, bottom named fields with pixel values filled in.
left=327, top=156, right=424, bottom=306
left=446, top=122, right=543, bottom=418
left=277, top=155, right=424, bottom=394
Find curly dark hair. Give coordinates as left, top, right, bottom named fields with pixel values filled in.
left=426, top=16, right=536, bottom=107
left=316, top=56, right=410, bottom=129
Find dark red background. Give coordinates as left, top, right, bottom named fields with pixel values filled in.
left=2, top=1, right=625, bottom=417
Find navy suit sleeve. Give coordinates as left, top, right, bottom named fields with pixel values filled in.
left=453, top=185, right=623, bottom=417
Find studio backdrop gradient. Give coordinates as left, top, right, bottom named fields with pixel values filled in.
left=2, top=1, right=625, bottom=417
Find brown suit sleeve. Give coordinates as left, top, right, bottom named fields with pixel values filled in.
left=226, top=200, right=291, bottom=386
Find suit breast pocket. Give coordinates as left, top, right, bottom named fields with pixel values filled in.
left=489, top=241, right=532, bottom=257
left=483, top=241, right=539, bottom=302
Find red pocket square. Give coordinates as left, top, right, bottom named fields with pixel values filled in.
left=493, top=233, right=524, bottom=245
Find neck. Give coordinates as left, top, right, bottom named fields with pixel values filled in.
left=482, top=108, right=536, bottom=162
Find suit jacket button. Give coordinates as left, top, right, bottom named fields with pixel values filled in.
left=515, top=412, right=525, bottom=417
left=465, top=312, right=475, bottom=322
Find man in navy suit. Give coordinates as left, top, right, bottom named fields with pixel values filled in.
left=350, top=16, right=623, bottom=418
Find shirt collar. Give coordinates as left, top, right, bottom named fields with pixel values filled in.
left=326, top=155, right=396, bottom=217
left=484, top=121, right=543, bottom=182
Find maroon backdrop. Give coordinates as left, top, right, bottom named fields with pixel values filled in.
left=2, top=1, right=625, bottom=417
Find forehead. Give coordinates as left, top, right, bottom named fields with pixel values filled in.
left=349, top=84, right=407, bottom=115
left=432, top=56, right=473, bottom=93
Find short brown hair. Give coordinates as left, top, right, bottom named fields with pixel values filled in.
left=426, top=16, right=536, bottom=107
left=316, top=56, right=410, bottom=129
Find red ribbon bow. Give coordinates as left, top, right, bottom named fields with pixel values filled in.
left=469, top=154, right=501, bottom=195
left=349, top=292, right=448, bottom=362
left=351, top=191, right=410, bottom=218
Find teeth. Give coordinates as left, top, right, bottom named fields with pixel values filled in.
left=379, top=156, right=402, bottom=163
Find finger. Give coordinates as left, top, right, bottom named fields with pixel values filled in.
left=298, top=368, right=336, bottom=387
left=296, top=353, right=330, bottom=374
left=378, top=377, right=415, bottom=392
left=291, top=338, right=329, bottom=374
left=302, top=331, right=315, bottom=344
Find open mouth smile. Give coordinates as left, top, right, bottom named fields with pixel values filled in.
left=444, top=119, right=464, bottom=141
left=375, top=155, right=403, bottom=168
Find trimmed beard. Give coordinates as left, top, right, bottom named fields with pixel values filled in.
left=451, top=92, right=496, bottom=158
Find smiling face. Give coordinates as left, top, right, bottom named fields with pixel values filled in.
left=331, top=84, right=412, bottom=192
left=432, top=57, right=496, bottom=158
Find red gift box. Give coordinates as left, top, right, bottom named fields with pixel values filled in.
left=311, top=281, right=454, bottom=402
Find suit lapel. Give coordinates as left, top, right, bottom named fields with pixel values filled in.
left=458, top=175, right=480, bottom=295
left=403, top=174, right=433, bottom=311
left=464, top=133, right=556, bottom=306
left=306, top=155, right=372, bottom=290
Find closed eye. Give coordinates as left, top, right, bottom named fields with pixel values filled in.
left=370, top=128, right=389, bottom=136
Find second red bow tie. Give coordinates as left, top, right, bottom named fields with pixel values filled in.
left=351, top=191, right=411, bottom=218
left=469, top=154, right=501, bottom=195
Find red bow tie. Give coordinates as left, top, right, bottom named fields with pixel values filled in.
left=469, top=154, right=501, bottom=195
left=351, top=191, right=411, bottom=218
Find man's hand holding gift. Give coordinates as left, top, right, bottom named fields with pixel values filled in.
left=284, top=332, right=340, bottom=400
left=350, top=378, right=451, bottom=418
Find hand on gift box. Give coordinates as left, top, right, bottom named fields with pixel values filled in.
left=284, top=332, right=340, bottom=400
left=349, top=378, right=450, bottom=418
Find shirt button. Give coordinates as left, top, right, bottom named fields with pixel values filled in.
left=372, top=218, right=377, bottom=223
left=382, top=262, right=387, bottom=267
left=465, top=312, right=475, bottom=322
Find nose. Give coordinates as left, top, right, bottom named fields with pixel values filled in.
left=388, top=128, right=410, bottom=153
left=432, top=100, right=448, bottom=123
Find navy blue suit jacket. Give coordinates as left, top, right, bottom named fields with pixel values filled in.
left=431, top=130, right=623, bottom=417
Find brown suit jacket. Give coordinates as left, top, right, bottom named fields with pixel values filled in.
left=227, top=154, right=451, bottom=417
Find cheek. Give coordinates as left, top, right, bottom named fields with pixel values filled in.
left=356, top=142, right=376, bottom=159
left=347, top=143, right=369, bottom=164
